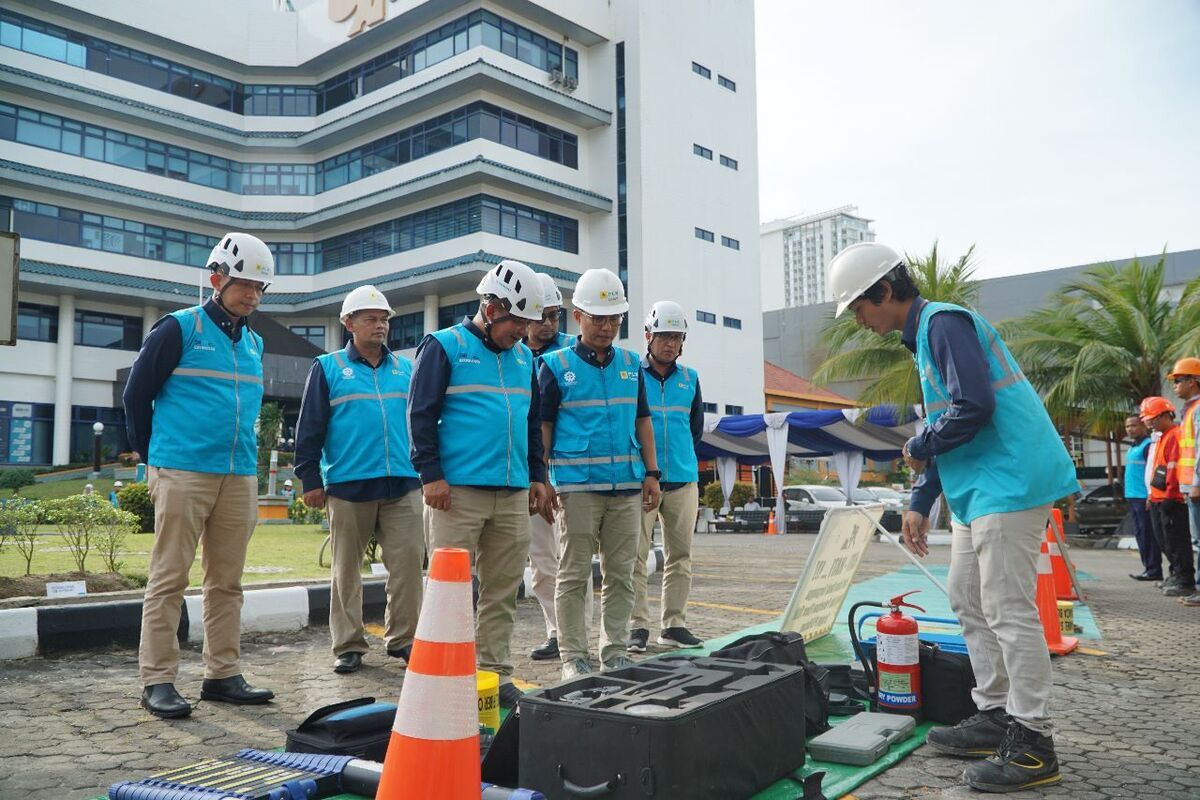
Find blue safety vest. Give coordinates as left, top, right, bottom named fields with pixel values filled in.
left=545, top=345, right=645, bottom=492
left=148, top=306, right=263, bottom=475
left=1124, top=438, right=1151, bottom=500
left=429, top=324, right=534, bottom=488
left=317, top=347, right=418, bottom=485
left=643, top=361, right=699, bottom=483
left=916, top=301, right=1078, bottom=523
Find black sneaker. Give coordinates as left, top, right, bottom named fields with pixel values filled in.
left=963, top=721, right=1061, bottom=793
left=386, top=644, right=412, bottom=664
left=658, top=627, right=703, bottom=648
left=627, top=628, right=649, bottom=653
left=926, top=708, right=1011, bottom=757
left=498, top=682, right=524, bottom=709
left=530, top=636, right=559, bottom=661
left=1164, top=583, right=1196, bottom=597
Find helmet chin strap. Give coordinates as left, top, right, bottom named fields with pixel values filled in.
left=646, top=333, right=684, bottom=364
left=481, top=300, right=515, bottom=346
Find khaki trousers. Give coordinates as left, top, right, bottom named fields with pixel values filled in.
left=632, top=483, right=699, bottom=630
left=429, top=487, right=530, bottom=680
left=556, top=492, right=641, bottom=664
left=949, top=503, right=1055, bottom=735
left=327, top=491, right=424, bottom=656
left=528, top=508, right=595, bottom=637
left=139, top=467, right=257, bottom=685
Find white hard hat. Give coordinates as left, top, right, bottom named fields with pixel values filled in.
left=476, top=260, right=544, bottom=321
left=340, top=285, right=393, bottom=321
left=207, top=233, right=274, bottom=284
left=284, top=479, right=293, bottom=486
left=113, top=480, right=123, bottom=488
left=538, top=273, right=564, bottom=308
left=572, top=269, right=628, bottom=315
left=828, top=242, right=905, bottom=317
left=645, top=300, right=688, bottom=335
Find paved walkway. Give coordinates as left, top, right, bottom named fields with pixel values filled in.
left=0, top=534, right=1197, bottom=799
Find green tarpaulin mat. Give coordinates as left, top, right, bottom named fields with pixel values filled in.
left=94, top=564, right=1101, bottom=799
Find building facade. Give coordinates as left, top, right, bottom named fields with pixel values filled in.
left=760, top=205, right=874, bottom=310
left=0, top=0, right=763, bottom=466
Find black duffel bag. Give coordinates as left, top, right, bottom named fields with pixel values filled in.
left=712, top=631, right=832, bottom=734
left=285, top=697, right=397, bottom=761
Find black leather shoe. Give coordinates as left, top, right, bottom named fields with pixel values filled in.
left=530, top=636, right=559, bottom=661
left=200, top=675, right=274, bottom=705
left=141, top=683, right=191, bottom=719
left=1130, top=572, right=1162, bottom=581
left=386, top=644, right=412, bottom=664
left=498, top=682, right=524, bottom=709
left=334, top=652, right=364, bottom=674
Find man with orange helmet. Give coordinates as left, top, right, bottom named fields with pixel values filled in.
left=1166, top=358, right=1200, bottom=606
left=1140, top=396, right=1195, bottom=597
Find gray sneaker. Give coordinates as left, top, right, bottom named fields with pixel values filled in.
left=561, top=657, right=592, bottom=680
left=1180, top=593, right=1200, bottom=607
left=1164, top=582, right=1196, bottom=597
left=925, top=708, right=1011, bottom=757
left=602, top=654, right=636, bottom=672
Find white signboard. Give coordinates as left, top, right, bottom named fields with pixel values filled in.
left=46, top=580, right=88, bottom=598
left=0, top=232, right=17, bottom=347
left=370, top=563, right=388, bottom=576
left=780, top=505, right=882, bottom=642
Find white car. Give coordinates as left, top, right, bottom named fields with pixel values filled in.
left=862, top=486, right=907, bottom=509
left=783, top=485, right=851, bottom=510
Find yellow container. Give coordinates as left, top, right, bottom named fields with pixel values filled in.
left=477, top=669, right=500, bottom=734
left=1056, top=601, right=1074, bottom=635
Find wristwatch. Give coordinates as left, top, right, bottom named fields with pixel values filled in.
left=645, top=470, right=662, bottom=479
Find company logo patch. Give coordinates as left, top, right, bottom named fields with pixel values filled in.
left=563, top=370, right=577, bottom=385
left=342, top=367, right=355, bottom=378
left=598, top=290, right=621, bottom=301
left=193, top=343, right=216, bottom=352
left=458, top=356, right=481, bottom=365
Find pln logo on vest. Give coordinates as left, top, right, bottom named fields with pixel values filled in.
left=563, top=370, right=578, bottom=385
left=618, top=371, right=638, bottom=382
left=342, top=367, right=355, bottom=378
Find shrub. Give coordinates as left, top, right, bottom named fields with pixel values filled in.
left=289, top=499, right=325, bottom=525
left=45, top=495, right=111, bottom=575
left=1, top=500, right=42, bottom=575
left=0, top=468, right=36, bottom=495
left=701, top=480, right=756, bottom=512
left=117, top=482, right=155, bottom=533
left=97, top=508, right=139, bottom=573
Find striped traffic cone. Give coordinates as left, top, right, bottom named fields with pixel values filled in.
left=1044, top=509, right=1078, bottom=600
left=1037, top=541, right=1078, bottom=656
left=377, top=547, right=480, bottom=799
left=765, top=510, right=778, bottom=535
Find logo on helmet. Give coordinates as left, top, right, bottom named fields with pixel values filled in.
left=598, top=290, right=620, bottom=301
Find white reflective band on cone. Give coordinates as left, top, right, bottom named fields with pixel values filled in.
left=393, top=672, right=479, bottom=739
left=1038, top=552, right=1053, bottom=574
left=414, top=580, right=475, bottom=643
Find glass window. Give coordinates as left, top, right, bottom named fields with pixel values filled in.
left=723, top=316, right=742, bottom=329
left=16, top=302, right=58, bottom=342
left=718, top=75, right=736, bottom=91
left=288, top=325, right=325, bottom=349
left=721, top=236, right=740, bottom=250
left=694, top=228, right=714, bottom=242
left=693, top=144, right=712, bottom=160
left=701, top=402, right=717, bottom=414
left=720, top=155, right=738, bottom=170
left=724, top=404, right=744, bottom=415
left=696, top=310, right=716, bottom=324
left=691, top=61, right=711, bottom=79
left=74, top=310, right=141, bottom=350
left=388, top=311, right=425, bottom=350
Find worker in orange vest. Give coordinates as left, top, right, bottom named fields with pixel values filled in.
left=1167, top=358, right=1200, bottom=606
left=1141, top=396, right=1195, bottom=597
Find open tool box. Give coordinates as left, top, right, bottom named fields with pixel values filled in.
left=519, top=656, right=807, bottom=800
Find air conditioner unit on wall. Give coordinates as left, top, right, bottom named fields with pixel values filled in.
left=563, top=76, right=578, bottom=91
left=549, top=68, right=564, bottom=84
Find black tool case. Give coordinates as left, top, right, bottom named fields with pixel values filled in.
left=519, top=656, right=807, bottom=799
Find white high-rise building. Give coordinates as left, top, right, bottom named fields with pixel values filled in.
left=760, top=206, right=874, bottom=310
left=0, top=0, right=762, bottom=466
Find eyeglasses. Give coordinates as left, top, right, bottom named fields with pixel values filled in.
left=538, top=310, right=562, bottom=324
left=582, top=312, right=625, bottom=328
left=1172, top=376, right=1195, bottom=384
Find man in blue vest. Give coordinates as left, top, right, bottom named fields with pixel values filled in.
left=294, top=285, right=424, bottom=675
left=629, top=300, right=705, bottom=653
left=540, top=268, right=662, bottom=680
left=829, top=242, right=1079, bottom=793
left=522, top=273, right=576, bottom=661
left=123, top=233, right=276, bottom=719
left=1123, top=414, right=1160, bottom=581
left=408, top=260, right=550, bottom=708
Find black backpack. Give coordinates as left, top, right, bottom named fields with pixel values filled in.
left=285, top=697, right=397, bottom=761
left=711, top=631, right=832, bottom=734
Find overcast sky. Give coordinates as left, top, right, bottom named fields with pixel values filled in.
left=754, top=0, right=1200, bottom=278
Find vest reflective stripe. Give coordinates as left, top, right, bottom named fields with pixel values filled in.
left=430, top=324, right=533, bottom=488
left=546, top=345, right=645, bottom=491
left=1179, top=398, right=1198, bottom=485
left=149, top=306, right=263, bottom=475
left=644, top=362, right=700, bottom=483
left=318, top=349, right=418, bottom=485
left=916, top=301, right=1078, bottom=523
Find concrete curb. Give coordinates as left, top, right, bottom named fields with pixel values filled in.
left=0, top=548, right=667, bottom=660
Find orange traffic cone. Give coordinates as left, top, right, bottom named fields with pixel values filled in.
left=1045, top=510, right=1078, bottom=600
left=376, top=547, right=480, bottom=799
left=1037, top=541, right=1077, bottom=656
left=765, top=510, right=778, bottom=535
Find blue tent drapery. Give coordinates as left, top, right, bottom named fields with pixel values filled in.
left=698, top=405, right=919, bottom=464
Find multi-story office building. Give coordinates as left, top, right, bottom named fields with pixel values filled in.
left=0, top=0, right=762, bottom=466
left=760, top=205, right=874, bottom=310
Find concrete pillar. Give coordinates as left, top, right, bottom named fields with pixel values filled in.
left=328, top=315, right=342, bottom=352
left=423, top=293, right=439, bottom=334
left=52, top=294, right=75, bottom=466
left=141, top=304, right=160, bottom=341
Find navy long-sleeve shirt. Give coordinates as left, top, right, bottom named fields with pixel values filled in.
left=640, top=356, right=705, bottom=491
left=901, top=298, right=996, bottom=517
left=407, top=318, right=546, bottom=489
left=122, top=300, right=250, bottom=460
left=539, top=339, right=651, bottom=496
left=292, top=342, right=422, bottom=502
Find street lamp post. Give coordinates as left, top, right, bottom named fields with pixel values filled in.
left=92, top=421, right=104, bottom=478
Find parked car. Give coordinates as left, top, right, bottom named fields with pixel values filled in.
left=1061, top=483, right=1129, bottom=536
left=862, top=486, right=907, bottom=509
left=783, top=485, right=850, bottom=510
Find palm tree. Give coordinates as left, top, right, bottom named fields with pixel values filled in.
left=1001, top=254, right=1200, bottom=436
left=813, top=242, right=981, bottom=409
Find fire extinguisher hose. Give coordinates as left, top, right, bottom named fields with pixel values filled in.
left=848, top=600, right=887, bottom=712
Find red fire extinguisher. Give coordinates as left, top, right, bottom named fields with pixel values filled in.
left=875, top=590, right=925, bottom=717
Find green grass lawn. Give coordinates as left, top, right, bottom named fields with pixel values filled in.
left=0, top=524, right=339, bottom=587
left=10, top=477, right=127, bottom=501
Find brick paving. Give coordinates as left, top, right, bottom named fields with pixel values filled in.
left=1, top=534, right=1197, bottom=799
